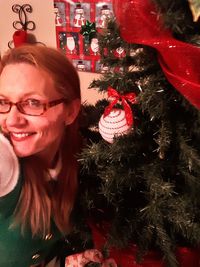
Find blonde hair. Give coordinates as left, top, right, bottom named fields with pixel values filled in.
left=1, top=45, right=81, bottom=236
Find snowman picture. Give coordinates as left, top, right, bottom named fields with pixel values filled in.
left=73, top=4, right=86, bottom=27
left=77, top=60, right=86, bottom=71
left=54, top=5, right=63, bottom=26
left=98, top=5, right=112, bottom=28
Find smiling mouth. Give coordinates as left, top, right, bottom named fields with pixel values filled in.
left=10, top=132, right=35, bottom=141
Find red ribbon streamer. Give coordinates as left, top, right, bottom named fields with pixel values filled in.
left=113, top=0, right=200, bottom=110
left=104, top=87, right=137, bottom=126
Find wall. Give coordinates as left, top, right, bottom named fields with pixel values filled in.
left=0, top=0, right=103, bottom=104
left=79, top=71, right=105, bottom=104
left=0, top=0, right=56, bottom=53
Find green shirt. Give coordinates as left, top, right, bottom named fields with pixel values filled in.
left=0, top=173, right=63, bottom=267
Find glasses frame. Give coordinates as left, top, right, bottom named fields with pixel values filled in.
left=0, top=98, right=68, bottom=116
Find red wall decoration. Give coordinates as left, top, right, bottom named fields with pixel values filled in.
left=54, top=0, right=113, bottom=73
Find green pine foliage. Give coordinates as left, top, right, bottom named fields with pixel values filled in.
left=78, top=2, right=200, bottom=266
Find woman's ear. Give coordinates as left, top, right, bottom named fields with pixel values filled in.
left=65, top=98, right=81, bottom=126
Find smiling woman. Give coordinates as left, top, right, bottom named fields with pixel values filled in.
left=0, top=45, right=81, bottom=267
left=0, top=62, right=75, bottom=161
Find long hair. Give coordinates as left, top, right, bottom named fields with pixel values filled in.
left=0, top=45, right=81, bottom=237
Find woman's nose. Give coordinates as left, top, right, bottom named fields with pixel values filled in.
left=6, top=105, right=27, bottom=127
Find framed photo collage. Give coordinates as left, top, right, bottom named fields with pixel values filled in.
left=54, top=0, right=113, bottom=73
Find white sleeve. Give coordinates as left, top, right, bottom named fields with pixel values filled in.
left=0, top=133, right=19, bottom=197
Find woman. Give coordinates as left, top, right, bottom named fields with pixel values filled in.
left=0, top=45, right=81, bottom=267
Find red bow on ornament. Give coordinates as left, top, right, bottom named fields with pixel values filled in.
left=113, top=0, right=200, bottom=110
left=104, top=87, right=137, bottom=126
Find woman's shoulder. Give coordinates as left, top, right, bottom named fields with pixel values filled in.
left=0, top=212, right=63, bottom=267
left=0, top=133, right=20, bottom=198
left=0, top=170, right=23, bottom=217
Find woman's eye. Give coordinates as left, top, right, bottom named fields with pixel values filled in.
left=26, top=99, right=42, bottom=107
left=0, top=99, right=10, bottom=105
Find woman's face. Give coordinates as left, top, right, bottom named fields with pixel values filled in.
left=0, top=63, right=78, bottom=165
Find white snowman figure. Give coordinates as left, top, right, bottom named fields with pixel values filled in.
left=54, top=6, right=63, bottom=26
left=98, top=5, right=112, bottom=28
left=100, top=64, right=109, bottom=74
left=73, top=4, right=86, bottom=27
left=77, top=61, right=86, bottom=71
left=90, top=38, right=99, bottom=55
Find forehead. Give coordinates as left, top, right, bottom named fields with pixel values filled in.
left=0, top=63, right=58, bottom=99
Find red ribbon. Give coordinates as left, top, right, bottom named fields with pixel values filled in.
left=104, top=87, right=137, bottom=126
left=113, top=0, right=200, bottom=110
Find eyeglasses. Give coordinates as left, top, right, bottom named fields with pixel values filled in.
left=0, top=98, right=68, bottom=116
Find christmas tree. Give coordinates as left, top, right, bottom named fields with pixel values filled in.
left=78, top=0, right=200, bottom=266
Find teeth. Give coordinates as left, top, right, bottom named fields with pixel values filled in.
left=12, top=133, right=31, bottom=138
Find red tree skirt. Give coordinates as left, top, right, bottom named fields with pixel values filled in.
left=90, top=222, right=200, bottom=267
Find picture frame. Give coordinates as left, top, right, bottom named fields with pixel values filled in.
left=54, top=0, right=113, bottom=73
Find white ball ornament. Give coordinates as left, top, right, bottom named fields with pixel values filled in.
left=98, top=109, right=132, bottom=143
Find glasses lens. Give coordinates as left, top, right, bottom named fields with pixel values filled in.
left=20, top=99, right=44, bottom=116
left=0, top=100, right=11, bottom=113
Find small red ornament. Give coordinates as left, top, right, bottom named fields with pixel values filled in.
left=103, top=48, right=108, bottom=56
left=13, top=30, right=27, bottom=47
left=113, top=47, right=126, bottom=58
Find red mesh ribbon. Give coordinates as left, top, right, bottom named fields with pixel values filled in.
left=113, top=0, right=200, bottom=110
left=104, top=86, right=137, bottom=126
